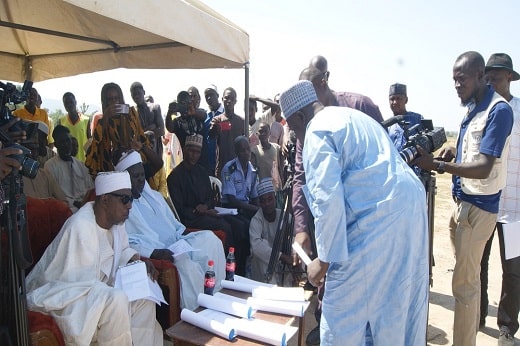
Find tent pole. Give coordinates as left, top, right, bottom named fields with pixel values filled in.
left=244, top=62, right=250, bottom=135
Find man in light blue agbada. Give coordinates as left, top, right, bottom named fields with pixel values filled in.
left=279, top=80, right=429, bottom=345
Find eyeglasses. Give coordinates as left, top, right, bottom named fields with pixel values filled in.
left=108, top=193, right=134, bottom=205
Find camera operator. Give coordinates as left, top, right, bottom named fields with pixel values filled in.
left=387, top=83, right=424, bottom=151
left=0, top=144, right=23, bottom=181
left=413, top=51, right=514, bottom=346
left=166, top=91, right=208, bottom=169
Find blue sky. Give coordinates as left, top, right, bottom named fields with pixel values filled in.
left=33, top=0, right=520, bottom=131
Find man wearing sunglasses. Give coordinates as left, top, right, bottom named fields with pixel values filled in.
left=116, top=150, right=225, bottom=310
left=26, top=171, right=163, bottom=345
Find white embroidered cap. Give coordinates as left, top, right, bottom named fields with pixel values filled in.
left=279, top=80, right=318, bottom=119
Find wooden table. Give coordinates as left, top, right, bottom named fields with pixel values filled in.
left=166, top=289, right=305, bottom=345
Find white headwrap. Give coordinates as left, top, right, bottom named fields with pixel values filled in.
left=115, top=150, right=142, bottom=171
left=95, top=171, right=131, bottom=195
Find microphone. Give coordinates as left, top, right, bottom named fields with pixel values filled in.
left=381, top=115, right=405, bottom=129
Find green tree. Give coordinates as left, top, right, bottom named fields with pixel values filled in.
left=79, top=102, right=89, bottom=114
left=47, top=109, right=64, bottom=126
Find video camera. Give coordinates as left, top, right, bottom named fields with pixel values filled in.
left=168, top=91, right=190, bottom=115
left=399, top=119, right=447, bottom=164
left=0, top=80, right=39, bottom=179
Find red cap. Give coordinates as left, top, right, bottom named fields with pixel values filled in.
left=229, top=247, right=235, bottom=253
left=208, top=260, right=214, bottom=266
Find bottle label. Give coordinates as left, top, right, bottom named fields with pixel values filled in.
left=204, top=277, right=216, bottom=288
left=226, top=262, right=236, bottom=272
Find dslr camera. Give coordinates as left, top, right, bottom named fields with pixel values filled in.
left=0, top=80, right=40, bottom=179
left=399, top=119, right=447, bottom=164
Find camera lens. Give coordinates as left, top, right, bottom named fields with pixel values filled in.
left=400, top=147, right=418, bottom=164
left=20, top=156, right=39, bottom=179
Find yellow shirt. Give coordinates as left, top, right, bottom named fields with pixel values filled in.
left=13, top=106, right=53, bottom=144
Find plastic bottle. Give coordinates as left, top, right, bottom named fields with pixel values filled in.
left=204, top=260, right=216, bottom=295
left=225, top=247, right=236, bottom=281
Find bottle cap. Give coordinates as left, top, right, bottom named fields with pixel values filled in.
left=229, top=247, right=235, bottom=253
left=208, top=260, right=214, bottom=266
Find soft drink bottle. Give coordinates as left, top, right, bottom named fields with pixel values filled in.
left=204, top=260, right=216, bottom=295
left=225, top=247, right=236, bottom=281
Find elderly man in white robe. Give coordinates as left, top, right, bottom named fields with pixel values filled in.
left=26, top=171, right=163, bottom=346
left=279, top=81, right=429, bottom=345
left=115, top=150, right=225, bottom=310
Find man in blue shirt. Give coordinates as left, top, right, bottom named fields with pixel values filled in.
left=387, top=83, right=424, bottom=151
left=221, top=135, right=259, bottom=276
left=415, top=51, right=514, bottom=346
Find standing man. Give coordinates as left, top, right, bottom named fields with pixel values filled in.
left=130, top=81, right=165, bottom=157
left=61, top=92, right=91, bottom=162
left=387, top=83, right=424, bottom=150
left=208, top=87, right=245, bottom=178
left=279, top=80, right=429, bottom=345
left=26, top=171, right=163, bottom=345
left=478, top=53, right=520, bottom=345
left=415, top=51, right=514, bottom=346
left=204, top=84, right=224, bottom=176
left=13, top=87, right=53, bottom=146
left=45, top=125, right=94, bottom=212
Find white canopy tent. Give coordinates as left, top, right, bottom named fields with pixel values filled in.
left=0, top=0, right=251, bottom=124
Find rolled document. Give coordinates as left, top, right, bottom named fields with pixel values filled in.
left=199, top=309, right=297, bottom=346
left=252, top=286, right=306, bottom=302
left=247, top=297, right=310, bottom=317
left=221, top=275, right=275, bottom=293
left=197, top=293, right=253, bottom=319
left=292, top=242, right=312, bottom=265
left=180, top=309, right=236, bottom=340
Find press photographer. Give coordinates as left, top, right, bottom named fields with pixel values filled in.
left=165, top=90, right=208, bottom=168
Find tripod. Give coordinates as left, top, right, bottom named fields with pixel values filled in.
left=265, top=173, right=306, bottom=285
left=0, top=173, right=32, bottom=346
left=418, top=169, right=437, bottom=288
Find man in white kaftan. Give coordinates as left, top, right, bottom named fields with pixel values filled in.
left=26, top=171, right=163, bottom=346
left=249, top=178, right=293, bottom=285
left=279, top=81, right=429, bottom=345
left=116, top=151, right=225, bottom=310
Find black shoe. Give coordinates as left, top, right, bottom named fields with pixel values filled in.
left=306, top=326, right=320, bottom=346
left=479, top=317, right=485, bottom=329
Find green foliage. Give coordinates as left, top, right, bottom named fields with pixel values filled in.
left=47, top=108, right=64, bottom=125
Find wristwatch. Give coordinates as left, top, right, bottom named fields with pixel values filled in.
left=436, top=161, right=446, bottom=174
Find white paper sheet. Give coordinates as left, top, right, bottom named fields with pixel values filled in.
left=114, top=261, right=167, bottom=305
left=197, top=293, right=253, bottom=319
left=292, top=242, right=312, bottom=265
left=167, top=239, right=196, bottom=259
left=503, top=221, right=520, bottom=260
left=180, top=309, right=236, bottom=340
left=252, top=286, right=305, bottom=302
left=214, top=207, right=238, bottom=215
left=247, top=297, right=310, bottom=317
left=199, top=309, right=297, bottom=346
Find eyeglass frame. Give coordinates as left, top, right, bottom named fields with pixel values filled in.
left=108, top=192, right=134, bottom=205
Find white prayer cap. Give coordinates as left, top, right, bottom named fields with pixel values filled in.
left=279, top=80, right=317, bottom=119
left=257, top=178, right=275, bottom=196
left=34, top=120, right=49, bottom=135
left=115, top=150, right=142, bottom=171
left=95, top=171, right=131, bottom=196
